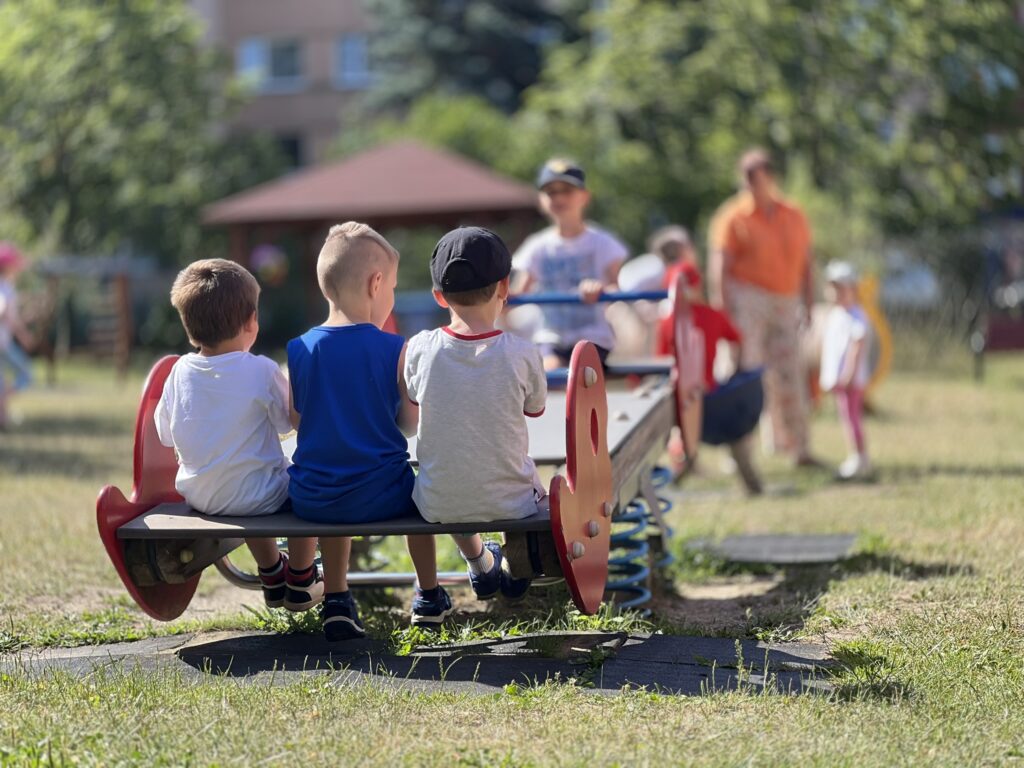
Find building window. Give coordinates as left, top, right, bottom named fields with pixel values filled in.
left=334, top=34, right=371, bottom=90
left=276, top=135, right=304, bottom=168
left=237, top=38, right=305, bottom=93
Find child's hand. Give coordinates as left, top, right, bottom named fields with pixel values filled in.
left=578, top=279, right=604, bottom=304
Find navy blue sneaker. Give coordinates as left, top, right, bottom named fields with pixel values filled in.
left=499, top=559, right=532, bottom=601
left=321, top=593, right=366, bottom=642
left=467, top=541, right=503, bottom=600
left=410, top=585, right=454, bottom=627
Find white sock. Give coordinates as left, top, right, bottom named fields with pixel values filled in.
left=465, top=546, right=495, bottom=575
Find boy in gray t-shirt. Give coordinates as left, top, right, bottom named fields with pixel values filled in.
left=403, top=227, right=547, bottom=626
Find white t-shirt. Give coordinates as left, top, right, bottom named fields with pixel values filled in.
left=154, top=351, right=292, bottom=516
left=0, top=279, right=18, bottom=350
left=405, top=328, right=547, bottom=523
left=512, top=224, right=628, bottom=350
left=820, top=304, right=871, bottom=391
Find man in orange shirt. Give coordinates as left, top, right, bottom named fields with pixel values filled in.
left=708, top=149, right=820, bottom=467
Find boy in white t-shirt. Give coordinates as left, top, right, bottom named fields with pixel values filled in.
left=154, top=259, right=323, bottom=611
left=819, top=261, right=873, bottom=480
left=512, top=159, right=629, bottom=370
left=404, top=227, right=546, bottom=626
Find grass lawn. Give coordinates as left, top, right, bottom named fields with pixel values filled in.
left=1, top=352, right=1023, bottom=765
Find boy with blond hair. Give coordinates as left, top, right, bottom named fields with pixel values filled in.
left=155, top=259, right=322, bottom=612
left=403, top=227, right=545, bottom=625
left=287, top=222, right=432, bottom=640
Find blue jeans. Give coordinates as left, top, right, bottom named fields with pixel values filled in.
left=0, top=342, right=32, bottom=392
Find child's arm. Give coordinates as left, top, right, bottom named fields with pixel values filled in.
left=397, top=341, right=411, bottom=403
left=153, top=383, right=174, bottom=448
left=839, top=337, right=866, bottom=389
left=267, top=362, right=293, bottom=435
left=579, top=237, right=627, bottom=304
left=524, top=346, right=548, bottom=417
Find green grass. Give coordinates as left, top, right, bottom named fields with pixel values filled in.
left=2, top=352, right=1024, bottom=764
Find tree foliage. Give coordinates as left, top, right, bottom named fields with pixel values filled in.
left=0, top=0, right=282, bottom=262
left=361, top=0, right=1024, bottom=264
left=363, top=0, right=590, bottom=114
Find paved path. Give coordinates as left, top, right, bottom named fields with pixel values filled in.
left=3, top=631, right=835, bottom=696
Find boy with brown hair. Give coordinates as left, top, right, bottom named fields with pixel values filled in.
left=155, top=259, right=322, bottom=612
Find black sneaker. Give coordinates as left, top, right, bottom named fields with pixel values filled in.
left=284, top=564, right=325, bottom=612
left=258, top=555, right=287, bottom=609
left=410, top=585, right=454, bottom=627
left=468, top=541, right=502, bottom=601
left=499, top=559, right=531, bottom=601
left=322, top=594, right=366, bottom=642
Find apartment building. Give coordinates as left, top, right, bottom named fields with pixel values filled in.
left=191, top=0, right=373, bottom=166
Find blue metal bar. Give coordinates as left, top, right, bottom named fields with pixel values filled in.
left=508, top=290, right=668, bottom=306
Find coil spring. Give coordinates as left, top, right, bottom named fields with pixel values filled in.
left=606, top=465, right=676, bottom=613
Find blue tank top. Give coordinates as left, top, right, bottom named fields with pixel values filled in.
left=287, top=324, right=414, bottom=523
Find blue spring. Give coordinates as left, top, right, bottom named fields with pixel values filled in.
left=606, top=466, right=677, bottom=612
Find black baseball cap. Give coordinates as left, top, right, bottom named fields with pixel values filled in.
left=536, top=158, right=586, bottom=190
left=430, top=227, right=512, bottom=293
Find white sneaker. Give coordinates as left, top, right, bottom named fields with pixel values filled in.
left=838, top=454, right=871, bottom=480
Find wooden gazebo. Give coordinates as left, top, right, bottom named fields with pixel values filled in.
left=203, top=140, right=541, bottom=313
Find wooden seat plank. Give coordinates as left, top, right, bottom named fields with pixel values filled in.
left=118, top=500, right=552, bottom=540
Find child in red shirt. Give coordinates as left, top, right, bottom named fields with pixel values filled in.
left=650, top=229, right=762, bottom=494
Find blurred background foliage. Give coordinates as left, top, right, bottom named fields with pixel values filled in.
left=0, top=0, right=285, bottom=263
left=1, top=0, right=1023, bottom=353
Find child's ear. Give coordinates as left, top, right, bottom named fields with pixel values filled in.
left=244, top=311, right=258, bottom=332
left=368, top=270, right=383, bottom=298
left=496, top=276, right=511, bottom=300
left=431, top=289, right=449, bottom=309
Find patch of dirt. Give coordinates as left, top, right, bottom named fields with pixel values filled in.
left=652, top=574, right=788, bottom=635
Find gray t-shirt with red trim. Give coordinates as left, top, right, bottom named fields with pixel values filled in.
left=405, top=327, right=547, bottom=523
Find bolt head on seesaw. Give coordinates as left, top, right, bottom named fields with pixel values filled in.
left=583, top=366, right=598, bottom=388
left=586, top=520, right=600, bottom=538
left=570, top=541, right=586, bottom=559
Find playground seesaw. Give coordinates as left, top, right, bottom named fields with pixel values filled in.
left=96, top=277, right=705, bottom=621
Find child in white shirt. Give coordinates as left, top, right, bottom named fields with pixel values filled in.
left=404, top=227, right=547, bottom=626
left=512, top=159, right=628, bottom=369
left=820, top=261, right=873, bottom=480
left=154, top=259, right=323, bottom=611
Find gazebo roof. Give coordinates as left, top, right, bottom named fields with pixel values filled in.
left=203, top=140, right=539, bottom=227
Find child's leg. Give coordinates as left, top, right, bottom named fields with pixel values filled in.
left=406, top=534, right=438, bottom=590
left=285, top=536, right=317, bottom=571
left=835, top=387, right=866, bottom=457
left=245, top=537, right=281, bottom=569
left=451, top=533, right=490, bottom=569
left=320, top=536, right=352, bottom=593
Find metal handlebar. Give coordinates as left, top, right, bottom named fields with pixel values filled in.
left=508, top=290, right=668, bottom=306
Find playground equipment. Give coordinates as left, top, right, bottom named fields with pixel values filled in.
left=96, top=278, right=704, bottom=621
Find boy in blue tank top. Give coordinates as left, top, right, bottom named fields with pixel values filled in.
left=287, top=222, right=430, bottom=642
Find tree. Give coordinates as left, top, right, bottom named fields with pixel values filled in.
left=522, top=0, right=1024, bottom=245
left=0, top=0, right=283, bottom=262
left=363, top=0, right=590, bottom=114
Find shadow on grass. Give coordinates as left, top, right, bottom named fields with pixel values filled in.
left=882, top=463, right=1024, bottom=480
left=658, top=537, right=971, bottom=646
left=173, top=629, right=836, bottom=696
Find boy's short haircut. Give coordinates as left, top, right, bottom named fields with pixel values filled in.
left=442, top=282, right=499, bottom=307
left=317, top=221, right=399, bottom=304
left=170, top=259, right=259, bottom=348
left=648, top=225, right=691, bottom=264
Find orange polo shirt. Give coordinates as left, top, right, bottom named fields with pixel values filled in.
left=718, top=193, right=811, bottom=296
